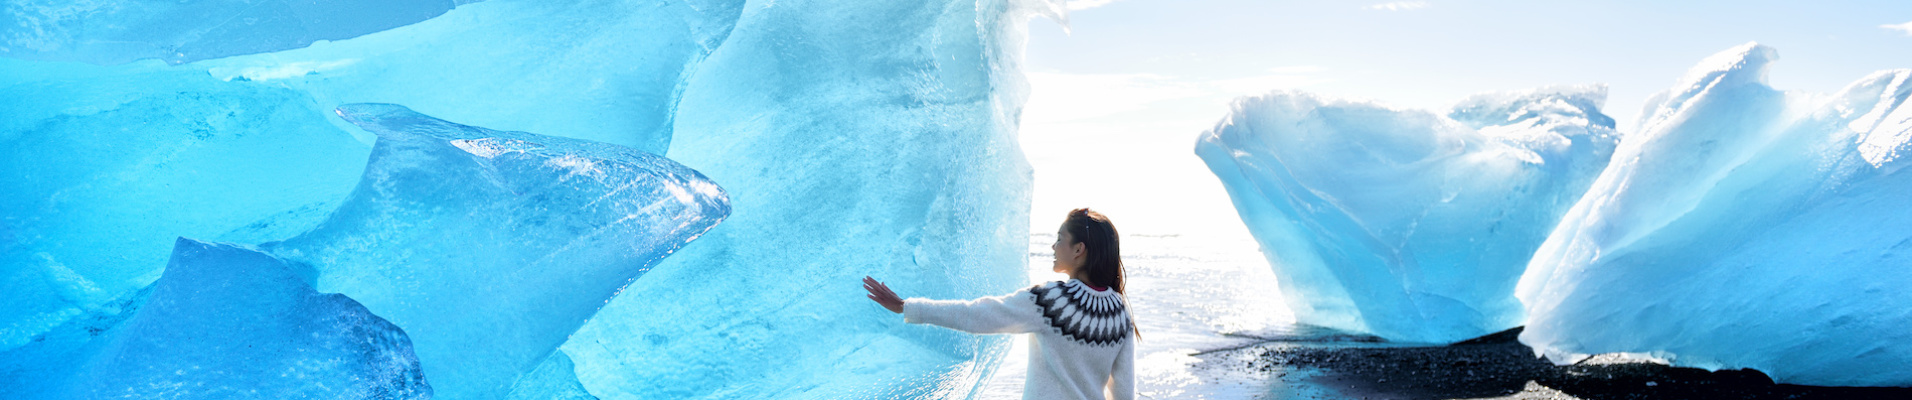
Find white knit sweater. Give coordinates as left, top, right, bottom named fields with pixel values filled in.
left=903, top=279, right=1135, bottom=400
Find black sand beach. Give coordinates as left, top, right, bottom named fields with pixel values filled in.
left=1189, top=328, right=1912, bottom=400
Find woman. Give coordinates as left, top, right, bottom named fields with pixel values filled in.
left=863, top=208, right=1135, bottom=400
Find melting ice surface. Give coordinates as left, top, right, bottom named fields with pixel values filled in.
left=1518, top=43, right=1912, bottom=387
left=558, top=0, right=1048, bottom=397
left=1196, top=87, right=1618, bottom=343
left=268, top=103, right=729, bottom=400
left=0, top=239, right=428, bottom=399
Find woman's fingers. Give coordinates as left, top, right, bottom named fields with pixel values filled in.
left=862, top=276, right=905, bottom=315
left=863, top=276, right=897, bottom=299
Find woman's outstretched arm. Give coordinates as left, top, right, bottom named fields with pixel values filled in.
left=862, top=276, right=1041, bottom=334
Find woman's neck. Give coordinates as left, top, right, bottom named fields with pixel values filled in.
left=1068, top=271, right=1107, bottom=291
left=1068, top=269, right=1092, bottom=283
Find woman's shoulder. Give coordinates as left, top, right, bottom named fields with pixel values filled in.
left=1032, top=279, right=1118, bottom=294
left=1028, top=280, right=1066, bottom=291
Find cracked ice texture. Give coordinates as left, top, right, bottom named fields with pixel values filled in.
left=263, top=104, right=729, bottom=400
left=1517, top=43, right=1912, bottom=387
left=1196, top=87, right=1618, bottom=343
left=557, top=0, right=1049, bottom=397
left=0, top=238, right=428, bottom=400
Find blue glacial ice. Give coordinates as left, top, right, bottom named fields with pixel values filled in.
left=3, top=0, right=740, bottom=356
left=0, top=0, right=461, bottom=65
left=1518, top=43, right=1912, bottom=387
left=1196, top=87, right=1619, bottom=343
left=4, top=0, right=1047, bottom=396
left=504, top=352, right=598, bottom=400
left=265, top=103, right=729, bottom=400
left=0, top=238, right=428, bottom=399
left=0, top=58, right=370, bottom=351
left=191, top=0, right=746, bottom=152
left=556, top=0, right=1050, bottom=397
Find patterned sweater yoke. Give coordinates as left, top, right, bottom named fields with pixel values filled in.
left=902, top=279, right=1135, bottom=400
left=1031, top=280, right=1132, bottom=346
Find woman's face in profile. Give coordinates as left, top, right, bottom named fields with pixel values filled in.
left=1052, top=225, right=1078, bottom=274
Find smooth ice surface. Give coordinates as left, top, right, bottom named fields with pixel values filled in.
left=0, top=0, right=460, bottom=65
left=265, top=104, right=729, bottom=400
left=0, top=57, right=369, bottom=351
left=1518, top=43, right=1912, bottom=387
left=192, top=0, right=746, bottom=152
left=1196, top=87, right=1618, bottom=343
left=0, top=238, right=428, bottom=399
left=559, top=0, right=1048, bottom=397
left=505, top=352, right=598, bottom=400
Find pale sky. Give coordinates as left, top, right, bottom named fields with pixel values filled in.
left=1017, top=0, right=1912, bottom=237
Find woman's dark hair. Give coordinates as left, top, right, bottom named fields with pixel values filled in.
left=1063, top=208, right=1137, bottom=338
left=1063, top=208, right=1125, bottom=294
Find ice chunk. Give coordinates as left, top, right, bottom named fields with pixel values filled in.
left=0, top=238, right=428, bottom=399
left=266, top=104, right=728, bottom=400
left=0, top=58, right=369, bottom=351
left=1518, top=43, right=1912, bottom=387
left=1196, top=86, right=1618, bottom=343
left=558, top=0, right=1048, bottom=397
left=0, top=0, right=460, bottom=65
left=505, top=352, right=599, bottom=400
left=191, top=0, right=748, bottom=152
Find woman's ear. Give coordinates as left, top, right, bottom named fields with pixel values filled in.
left=1071, top=242, right=1086, bottom=261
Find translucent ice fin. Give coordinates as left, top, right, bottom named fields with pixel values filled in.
left=269, top=103, right=729, bottom=400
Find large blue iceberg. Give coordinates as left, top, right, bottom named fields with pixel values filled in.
left=557, top=0, right=1049, bottom=397
left=1518, top=43, right=1912, bottom=387
left=0, top=238, right=428, bottom=399
left=1196, top=87, right=1619, bottom=343
left=3, top=0, right=1045, bottom=396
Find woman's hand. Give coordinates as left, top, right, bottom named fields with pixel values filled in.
left=863, top=276, right=904, bottom=314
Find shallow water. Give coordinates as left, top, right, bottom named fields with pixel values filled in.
left=975, top=232, right=1296, bottom=399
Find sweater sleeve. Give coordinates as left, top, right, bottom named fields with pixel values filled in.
left=901, top=287, right=1042, bottom=334
left=1108, top=334, right=1135, bottom=400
